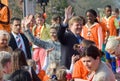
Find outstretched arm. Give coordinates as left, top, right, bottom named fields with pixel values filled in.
left=63, top=6, right=74, bottom=24
left=22, top=15, right=53, bottom=49
left=57, top=6, right=73, bottom=44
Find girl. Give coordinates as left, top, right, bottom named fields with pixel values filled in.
left=81, top=9, right=103, bottom=49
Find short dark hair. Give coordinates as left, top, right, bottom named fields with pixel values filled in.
left=35, top=13, right=44, bottom=19
left=105, top=5, right=112, bottom=9
left=52, top=15, right=61, bottom=22
left=81, top=39, right=95, bottom=47
left=50, top=26, right=58, bottom=31
left=114, top=8, right=119, bottom=13
left=9, top=69, right=32, bottom=81
left=85, top=9, right=98, bottom=23
left=10, top=17, right=21, bottom=24
left=81, top=45, right=101, bottom=59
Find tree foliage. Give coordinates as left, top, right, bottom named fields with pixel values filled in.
left=8, top=0, right=23, bottom=18
left=8, top=0, right=120, bottom=23
left=68, top=0, right=119, bottom=16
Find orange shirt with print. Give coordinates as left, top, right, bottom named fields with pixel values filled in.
left=101, top=16, right=117, bottom=36
left=0, top=4, right=10, bottom=32
left=72, top=59, right=89, bottom=80
left=81, top=23, right=103, bottom=49
left=34, top=25, right=42, bottom=36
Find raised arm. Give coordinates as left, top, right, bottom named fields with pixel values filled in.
left=22, top=15, right=53, bottom=49
left=57, top=6, right=73, bottom=44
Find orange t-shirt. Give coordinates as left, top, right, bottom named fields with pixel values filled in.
left=38, top=70, right=46, bottom=81
left=99, top=22, right=108, bottom=42
left=101, top=16, right=117, bottom=36
left=81, top=23, right=103, bottom=49
left=34, top=25, right=42, bottom=36
left=72, top=59, right=89, bottom=80
left=0, top=5, right=10, bottom=32
left=43, top=75, right=50, bottom=81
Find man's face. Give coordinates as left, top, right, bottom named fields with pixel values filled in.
left=11, top=20, right=21, bottom=34
left=104, top=7, right=112, bottom=17
left=81, top=56, right=99, bottom=72
left=69, top=21, right=83, bottom=35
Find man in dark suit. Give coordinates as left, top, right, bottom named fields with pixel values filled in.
left=9, top=17, right=31, bottom=59
left=57, top=6, right=84, bottom=69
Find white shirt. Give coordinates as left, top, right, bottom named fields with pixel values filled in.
left=12, top=32, right=27, bottom=58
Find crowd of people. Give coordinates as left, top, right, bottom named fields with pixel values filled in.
left=0, top=0, right=120, bottom=81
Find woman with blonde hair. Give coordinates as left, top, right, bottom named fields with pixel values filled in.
left=105, top=36, right=120, bottom=73
left=105, top=36, right=119, bottom=55
left=0, top=30, right=12, bottom=53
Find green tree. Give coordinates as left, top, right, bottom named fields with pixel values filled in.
left=69, top=0, right=118, bottom=16
left=9, top=0, right=23, bottom=18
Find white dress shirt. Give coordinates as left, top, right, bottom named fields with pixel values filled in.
left=12, top=32, right=27, bottom=58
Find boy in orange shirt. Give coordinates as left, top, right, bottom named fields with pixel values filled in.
left=101, top=5, right=119, bottom=73
left=101, top=5, right=119, bottom=36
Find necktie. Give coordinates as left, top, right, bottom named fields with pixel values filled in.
left=16, top=35, right=22, bottom=49
left=76, top=35, right=81, bottom=43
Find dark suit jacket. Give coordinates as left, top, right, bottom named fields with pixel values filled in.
left=57, top=24, right=84, bottom=69
left=9, top=33, right=31, bottom=59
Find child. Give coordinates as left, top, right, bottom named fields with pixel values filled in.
left=27, top=59, right=46, bottom=80
left=81, top=9, right=103, bottom=50
left=43, top=62, right=58, bottom=81
left=56, top=68, right=67, bottom=81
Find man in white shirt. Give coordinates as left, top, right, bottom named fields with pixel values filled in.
left=9, top=17, right=31, bottom=59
